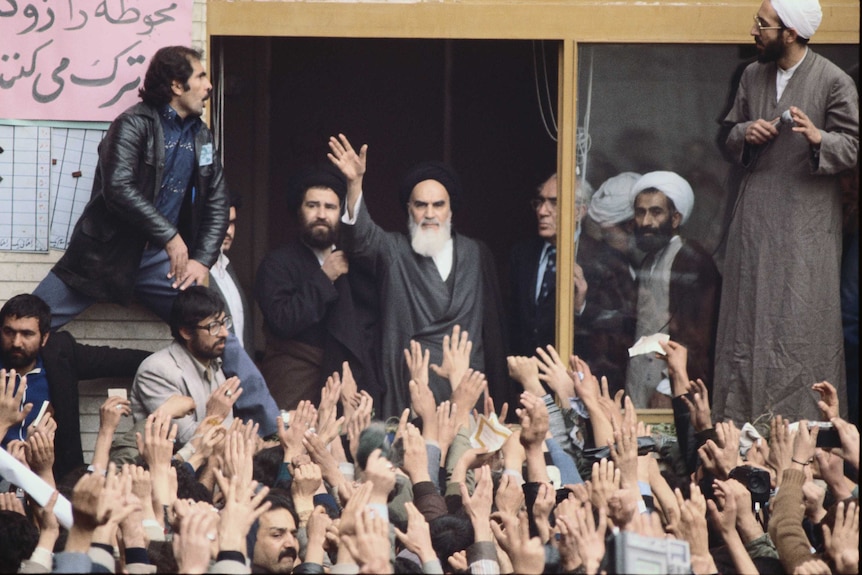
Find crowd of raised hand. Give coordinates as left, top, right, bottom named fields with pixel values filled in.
left=0, top=326, right=858, bottom=574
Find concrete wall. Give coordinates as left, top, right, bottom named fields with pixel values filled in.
left=0, top=0, right=209, bottom=464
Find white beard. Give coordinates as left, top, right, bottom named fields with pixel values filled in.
left=409, top=215, right=452, bottom=258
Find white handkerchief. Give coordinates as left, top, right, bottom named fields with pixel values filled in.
left=469, top=413, right=512, bottom=452
left=739, top=422, right=764, bottom=456
left=628, top=333, right=671, bottom=358
left=0, top=447, right=73, bottom=528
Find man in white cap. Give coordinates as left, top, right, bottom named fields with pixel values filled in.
left=716, top=0, right=858, bottom=423
left=509, top=173, right=635, bottom=394
left=577, top=172, right=643, bottom=391
left=626, top=171, right=721, bottom=408
left=587, top=171, right=643, bottom=269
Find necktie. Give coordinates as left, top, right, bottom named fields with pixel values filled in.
left=538, top=245, right=556, bottom=302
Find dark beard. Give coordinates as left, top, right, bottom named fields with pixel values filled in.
left=191, top=340, right=225, bottom=361
left=634, top=220, right=675, bottom=254
left=1, top=348, right=38, bottom=371
left=300, top=221, right=338, bottom=250
left=756, top=37, right=785, bottom=63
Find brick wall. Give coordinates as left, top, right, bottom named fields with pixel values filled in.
left=0, top=0, right=208, bottom=464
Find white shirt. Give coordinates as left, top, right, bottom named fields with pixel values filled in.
left=776, top=47, right=807, bottom=101
left=535, top=241, right=555, bottom=303
left=210, top=251, right=245, bottom=343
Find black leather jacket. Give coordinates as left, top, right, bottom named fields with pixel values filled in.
left=53, top=102, right=228, bottom=303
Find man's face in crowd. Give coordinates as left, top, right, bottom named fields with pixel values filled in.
left=633, top=190, right=680, bottom=254
left=600, top=220, right=635, bottom=257
left=221, top=207, right=237, bottom=253
left=534, top=175, right=558, bottom=244
left=0, top=315, right=47, bottom=373
left=300, top=187, right=341, bottom=250
left=172, top=57, right=212, bottom=119
left=253, top=508, right=300, bottom=574
left=752, top=0, right=787, bottom=63
left=408, top=179, right=452, bottom=258
left=185, top=311, right=228, bottom=361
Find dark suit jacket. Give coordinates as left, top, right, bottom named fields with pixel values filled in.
left=509, top=237, right=556, bottom=357
left=210, top=261, right=254, bottom=352
left=39, top=331, right=151, bottom=481
left=509, top=234, right=636, bottom=394
left=254, top=240, right=381, bottom=405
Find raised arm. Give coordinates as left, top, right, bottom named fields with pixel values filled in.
left=327, top=133, right=367, bottom=219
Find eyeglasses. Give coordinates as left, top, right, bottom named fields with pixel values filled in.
left=195, top=316, right=232, bottom=336
left=530, top=197, right=557, bottom=211
left=753, top=15, right=784, bottom=32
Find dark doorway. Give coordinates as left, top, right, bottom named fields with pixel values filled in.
left=214, top=36, right=561, bottom=354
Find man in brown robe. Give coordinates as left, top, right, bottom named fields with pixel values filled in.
left=714, top=0, right=858, bottom=424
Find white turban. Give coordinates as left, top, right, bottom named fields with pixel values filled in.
left=771, top=0, right=822, bottom=39
left=588, top=172, right=641, bottom=226
left=631, top=171, right=695, bottom=226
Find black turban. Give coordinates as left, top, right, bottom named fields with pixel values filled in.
left=287, top=162, right=347, bottom=213
left=398, top=161, right=463, bottom=213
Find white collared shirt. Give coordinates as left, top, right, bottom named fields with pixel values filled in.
left=777, top=47, right=807, bottom=101
left=210, top=251, right=245, bottom=343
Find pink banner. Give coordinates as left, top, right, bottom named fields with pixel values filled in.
left=0, top=0, right=193, bottom=122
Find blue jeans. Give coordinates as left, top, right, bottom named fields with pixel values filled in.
left=33, top=249, right=279, bottom=436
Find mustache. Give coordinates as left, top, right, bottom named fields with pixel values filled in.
left=278, top=547, right=298, bottom=563
left=635, top=226, right=661, bottom=235
left=308, top=219, right=334, bottom=233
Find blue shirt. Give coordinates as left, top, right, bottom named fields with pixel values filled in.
left=153, top=104, right=201, bottom=227
left=1, top=357, right=50, bottom=446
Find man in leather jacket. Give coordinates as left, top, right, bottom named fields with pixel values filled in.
left=31, top=46, right=279, bottom=436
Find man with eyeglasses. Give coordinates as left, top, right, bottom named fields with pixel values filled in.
left=131, top=286, right=239, bottom=445
left=508, top=173, right=635, bottom=395
left=715, top=0, right=858, bottom=424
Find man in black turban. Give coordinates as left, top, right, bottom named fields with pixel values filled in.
left=253, top=162, right=381, bottom=410
left=327, top=134, right=510, bottom=419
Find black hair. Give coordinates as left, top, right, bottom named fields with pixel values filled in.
left=394, top=556, right=424, bottom=574
left=0, top=293, right=51, bottom=336
left=355, top=421, right=391, bottom=471
left=229, top=188, right=244, bottom=209
left=0, top=510, right=39, bottom=572
left=168, top=286, right=225, bottom=341
left=148, top=540, right=179, bottom=573
left=139, top=46, right=202, bottom=107
left=173, top=459, right=212, bottom=503
left=253, top=444, right=285, bottom=488
left=429, top=514, right=474, bottom=567
left=55, top=464, right=90, bottom=501
left=261, top=487, right=300, bottom=529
